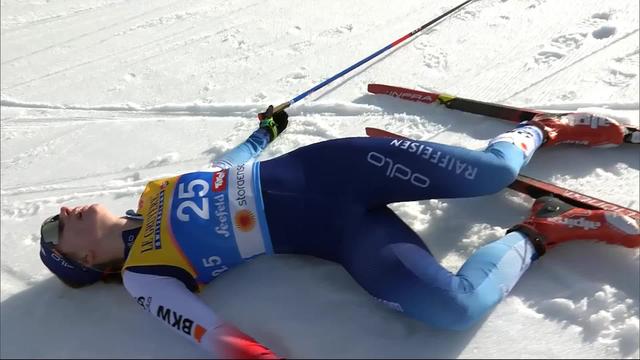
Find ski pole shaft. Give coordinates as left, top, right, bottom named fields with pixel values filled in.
left=263, top=0, right=475, bottom=117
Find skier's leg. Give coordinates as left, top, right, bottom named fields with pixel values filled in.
left=259, top=125, right=544, bottom=208
left=340, top=206, right=538, bottom=330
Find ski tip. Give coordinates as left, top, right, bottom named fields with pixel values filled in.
left=364, top=127, right=377, bottom=136
left=365, top=127, right=409, bottom=140
left=367, top=83, right=385, bottom=93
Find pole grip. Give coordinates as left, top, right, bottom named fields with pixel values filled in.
left=257, top=101, right=291, bottom=120
left=273, top=101, right=290, bottom=114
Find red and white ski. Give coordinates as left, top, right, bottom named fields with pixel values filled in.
left=367, top=83, right=640, bottom=143
left=365, top=126, right=640, bottom=220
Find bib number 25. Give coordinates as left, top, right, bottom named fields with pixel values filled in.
left=203, top=255, right=229, bottom=278
left=176, top=179, right=210, bottom=221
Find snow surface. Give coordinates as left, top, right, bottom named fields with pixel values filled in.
left=1, top=0, right=639, bottom=358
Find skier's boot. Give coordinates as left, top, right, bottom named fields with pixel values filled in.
left=526, top=113, right=626, bottom=147
left=508, top=196, right=640, bottom=256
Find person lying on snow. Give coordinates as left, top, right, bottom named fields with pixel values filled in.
left=39, top=105, right=639, bottom=359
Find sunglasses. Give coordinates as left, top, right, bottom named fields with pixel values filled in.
left=40, top=214, right=61, bottom=246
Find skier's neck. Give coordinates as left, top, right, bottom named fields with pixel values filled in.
left=99, top=217, right=141, bottom=264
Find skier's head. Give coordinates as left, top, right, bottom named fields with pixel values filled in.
left=39, top=204, right=124, bottom=288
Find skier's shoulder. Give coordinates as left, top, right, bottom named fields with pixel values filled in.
left=123, top=266, right=199, bottom=294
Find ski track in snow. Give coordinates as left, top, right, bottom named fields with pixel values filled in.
left=2, top=0, right=639, bottom=358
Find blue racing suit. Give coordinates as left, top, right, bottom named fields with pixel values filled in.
left=260, top=128, right=543, bottom=330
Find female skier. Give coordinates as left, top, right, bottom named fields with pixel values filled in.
left=39, top=106, right=639, bottom=358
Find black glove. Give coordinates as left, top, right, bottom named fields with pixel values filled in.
left=258, top=105, right=289, bottom=142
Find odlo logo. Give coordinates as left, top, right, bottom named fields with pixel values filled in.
left=367, top=152, right=430, bottom=188
left=49, top=251, right=74, bottom=269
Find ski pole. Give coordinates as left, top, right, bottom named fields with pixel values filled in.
left=259, top=0, right=475, bottom=119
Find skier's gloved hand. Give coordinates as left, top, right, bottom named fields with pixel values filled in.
left=258, top=105, right=289, bottom=142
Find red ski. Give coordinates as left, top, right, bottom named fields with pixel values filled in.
left=365, top=126, right=640, bottom=220
left=367, top=83, right=640, bottom=143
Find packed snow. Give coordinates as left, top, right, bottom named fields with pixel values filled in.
left=1, top=0, right=639, bottom=358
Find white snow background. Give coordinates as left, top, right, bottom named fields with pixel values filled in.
left=1, top=0, right=639, bottom=358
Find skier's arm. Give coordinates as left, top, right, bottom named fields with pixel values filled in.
left=122, top=270, right=280, bottom=359
left=212, top=108, right=288, bottom=169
